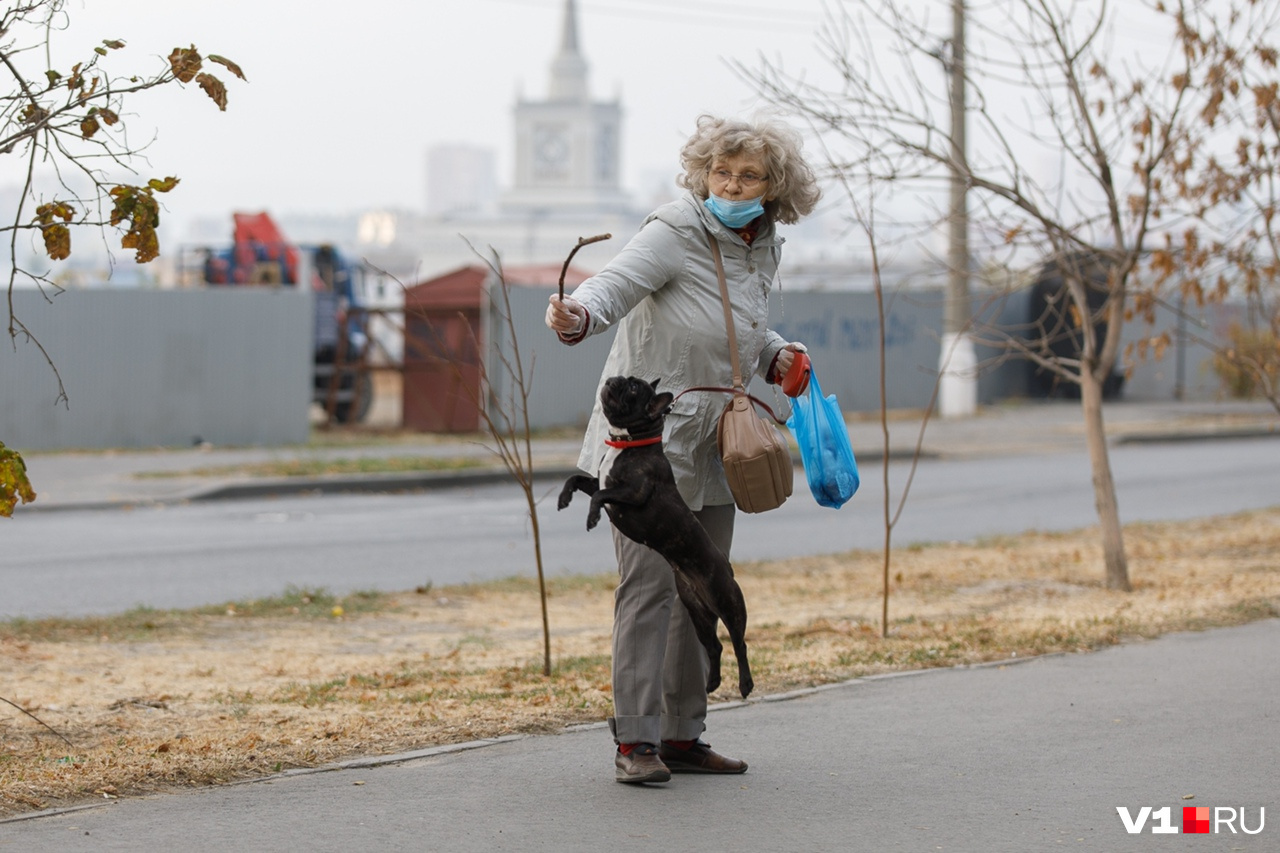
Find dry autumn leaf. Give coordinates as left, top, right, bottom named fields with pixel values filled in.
left=168, top=45, right=202, bottom=83
left=40, top=223, right=70, bottom=260
left=0, top=442, right=37, bottom=517
left=196, top=72, right=227, bottom=111
left=208, top=54, right=246, bottom=81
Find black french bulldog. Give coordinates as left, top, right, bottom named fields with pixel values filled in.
left=558, top=375, right=753, bottom=699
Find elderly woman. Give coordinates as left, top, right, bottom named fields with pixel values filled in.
left=546, top=114, right=821, bottom=785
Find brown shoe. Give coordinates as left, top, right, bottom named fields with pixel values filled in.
left=615, top=743, right=671, bottom=784
left=659, top=740, right=748, bottom=774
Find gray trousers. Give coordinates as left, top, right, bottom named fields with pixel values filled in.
left=607, top=503, right=736, bottom=746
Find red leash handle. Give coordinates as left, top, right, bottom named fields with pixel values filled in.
left=781, top=351, right=811, bottom=398
left=675, top=386, right=789, bottom=426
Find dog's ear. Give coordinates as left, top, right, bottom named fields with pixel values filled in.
left=648, top=391, right=675, bottom=417
left=649, top=378, right=661, bottom=392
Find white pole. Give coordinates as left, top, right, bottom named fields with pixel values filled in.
left=939, top=0, right=977, bottom=418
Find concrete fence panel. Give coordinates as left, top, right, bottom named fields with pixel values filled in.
left=1, top=288, right=313, bottom=450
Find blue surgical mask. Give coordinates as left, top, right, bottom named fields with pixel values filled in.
left=704, top=193, right=765, bottom=229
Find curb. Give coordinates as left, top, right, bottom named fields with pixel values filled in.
left=189, top=466, right=585, bottom=503
left=189, top=447, right=932, bottom=503
left=11, top=466, right=586, bottom=515
left=1113, top=425, right=1277, bottom=445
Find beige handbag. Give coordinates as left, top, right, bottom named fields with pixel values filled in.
left=703, top=234, right=793, bottom=513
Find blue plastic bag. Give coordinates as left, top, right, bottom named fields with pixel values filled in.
left=786, top=365, right=859, bottom=509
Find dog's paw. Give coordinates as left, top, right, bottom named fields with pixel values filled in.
left=586, top=509, right=601, bottom=531
left=739, top=674, right=754, bottom=700
left=705, top=672, right=722, bottom=695
left=556, top=492, right=572, bottom=511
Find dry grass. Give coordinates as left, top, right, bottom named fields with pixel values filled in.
left=2, top=508, right=1278, bottom=817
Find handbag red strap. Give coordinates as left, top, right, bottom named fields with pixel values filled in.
left=675, top=385, right=787, bottom=426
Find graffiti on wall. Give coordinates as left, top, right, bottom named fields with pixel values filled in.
left=772, top=311, right=923, bottom=352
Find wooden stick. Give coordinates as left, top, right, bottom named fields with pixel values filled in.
left=558, top=233, right=611, bottom=301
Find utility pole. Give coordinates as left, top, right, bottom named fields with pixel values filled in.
left=939, top=0, right=978, bottom=417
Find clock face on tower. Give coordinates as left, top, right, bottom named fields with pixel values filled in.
left=533, top=125, right=570, bottom=180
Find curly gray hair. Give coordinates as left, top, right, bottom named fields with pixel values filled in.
left=677, top=114, right=821, bottom=225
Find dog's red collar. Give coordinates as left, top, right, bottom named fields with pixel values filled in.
left=604, top=436, right=663, bottom=449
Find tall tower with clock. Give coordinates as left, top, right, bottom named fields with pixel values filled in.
left=358, top=0, right=642, bottom=279
left=501, top=0, right=631, bottom=215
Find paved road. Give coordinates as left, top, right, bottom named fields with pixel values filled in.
left=4, top=619, right=1276, bottom=851
left=4, top=437, right=1278, bottom=619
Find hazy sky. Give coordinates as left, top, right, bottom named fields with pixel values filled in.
left=48, top=0, right=838, bottom=237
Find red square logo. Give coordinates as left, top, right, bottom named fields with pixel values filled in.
left=1184, top=806, right=1211, bottom=834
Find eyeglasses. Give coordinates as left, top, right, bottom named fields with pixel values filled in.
left=708, top=169, right=768, bottom=189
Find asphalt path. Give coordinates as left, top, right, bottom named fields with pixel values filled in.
left=4, top=618, right=1276, bottom=850
left=3, top=437, right=1278, bottom=619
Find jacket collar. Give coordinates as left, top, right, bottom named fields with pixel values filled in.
left=662, top=192, right=782, bottom=249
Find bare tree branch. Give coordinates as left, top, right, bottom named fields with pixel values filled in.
left=738, top=0, right=1280, bottom=590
